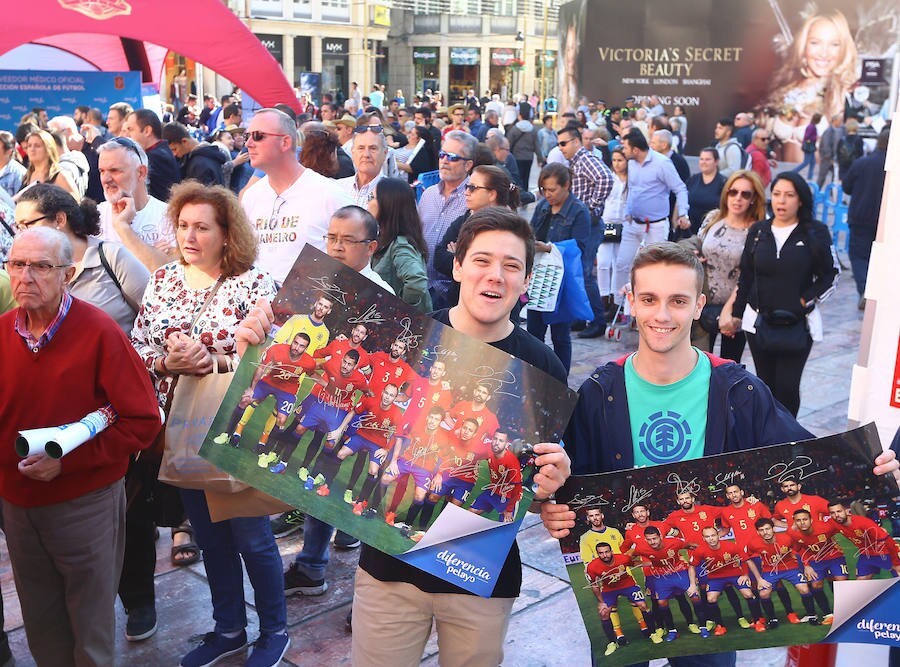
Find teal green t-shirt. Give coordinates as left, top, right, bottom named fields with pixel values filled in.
left=624, top=349, right=711, bottom=467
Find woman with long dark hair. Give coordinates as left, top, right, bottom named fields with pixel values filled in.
left=433, top=165, right=521, bottom=308
left=368, top=177, right=432, bottom=313
left=732, top=171, right=839, bottom=415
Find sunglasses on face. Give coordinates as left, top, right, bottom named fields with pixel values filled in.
left=727, top=188, right=754, bottom=201
left=247, top=130, right=288, bottom=142
left=557, top=138, right=577, bottom=148
left=353, top=125, right=385, bottom=135
left=464, top=184, right=491, bottom=193
left=438, top=150, right=468, bottom=162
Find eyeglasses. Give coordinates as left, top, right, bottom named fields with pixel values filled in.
left=464, top=184, right=491, bottom=193
left=247, top=131, right=289, bottom=142
left=4, top=259, right=71, bottom=276
left=353, top=125, right=384, bottom=135
left=438, top=150, right=469, bottom=162
left=323, top=235, right=375, bottom=246
left=727, top=188, right=754, bottom=201
left=14, top=214, right=53, bottom=232
left=557, top=138, right=577, bottom=148
left=111, top=136, right=144, bottom=165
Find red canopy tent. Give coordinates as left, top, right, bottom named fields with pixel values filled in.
left=0, top=0, right=299, bottom=111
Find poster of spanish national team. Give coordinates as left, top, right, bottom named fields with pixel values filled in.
left=199, top=246, right=578, bottom=596
left=555, top=424, right=900, bottom=665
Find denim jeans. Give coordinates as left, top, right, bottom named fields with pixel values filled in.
left=583, top=222, right=607, bottom=326
left=526, top=310, right=572, bottom=373
left=292, top=516, right=335, bottom=580
left=180, top=489, right=287, bottom=635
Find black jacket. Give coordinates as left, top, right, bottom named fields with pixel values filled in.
left=843, top=148, right=887, bottom=246
left=733, top=219, right=839, bottom=318
left=146, top=141, right=180, bottom=201
left=182, top=143, right=226, bottom=186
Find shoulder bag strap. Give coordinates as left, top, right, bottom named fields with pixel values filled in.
left=97, top=241, right=139, bottom=312
left=189, top=275, right=225, bottom=336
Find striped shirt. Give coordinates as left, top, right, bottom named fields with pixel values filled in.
left=568, top=147, right=613, bottom=218
left=15, top=291, right=73, bottom=352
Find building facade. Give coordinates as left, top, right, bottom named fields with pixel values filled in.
left=216, top=0, right=558, bottom=107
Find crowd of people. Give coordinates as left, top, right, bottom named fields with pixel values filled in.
left=0, top=81, right=895, bottom=667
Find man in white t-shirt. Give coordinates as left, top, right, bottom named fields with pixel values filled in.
left=97, top=138, right=173, bottom=270
left=241, top=108, right=353, bottom=284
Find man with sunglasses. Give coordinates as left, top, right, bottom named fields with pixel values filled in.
left=96, top=138, right=173, bottom=270
left=338, top=125, right=387, bottom=207
left=418, top=130, right=476, bottom=309
left=241, top=108, right=353, bottom=284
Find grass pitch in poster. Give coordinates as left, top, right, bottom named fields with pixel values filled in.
left=199, top=246, right=577, bottom=596
left=555, top=424, right=900, bottom=665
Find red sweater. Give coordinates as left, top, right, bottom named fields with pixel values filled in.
left=0, top=298, right=160, bottom=507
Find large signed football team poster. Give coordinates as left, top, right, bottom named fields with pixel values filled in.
left=556, top=425, right=900, bottom=664
left=199, top=247, right=578, bottom=596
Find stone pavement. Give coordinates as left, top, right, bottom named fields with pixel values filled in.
left=0, top=260, right=865, bottom=666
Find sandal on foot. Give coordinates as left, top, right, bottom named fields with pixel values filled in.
left=171, top=523, right=200, bottom=566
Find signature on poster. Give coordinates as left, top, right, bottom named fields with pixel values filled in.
left=465, top=366, right=520, bottom=399
left=764, top=456, right=827, bottom=483
left=397, top=317, right=422, bottom=350
left=566, top=493, right=611, bottom=512
left=667, top=471, right=701, bottom=496
left=622, top=484, right=653, bottom=512
left=308, top=276, right=348, bottom=305
left=348, top=303, right=385, bottom=325
left=707, top=469, right=747, bottom=493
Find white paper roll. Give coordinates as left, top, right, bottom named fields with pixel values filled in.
left=15, top=427, right=61, bottom=457
left=44, top=405, right=118, bottom=459
left=15, top=405, right=118, bottom=459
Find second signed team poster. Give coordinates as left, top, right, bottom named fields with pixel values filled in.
left=556, top=425, right=900, bottom=664
left=199, top=246, right=578, bottom=596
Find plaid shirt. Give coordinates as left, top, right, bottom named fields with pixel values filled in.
left=569, top=147, right=613, bottom=218
left=15, top=291, right=73, bottom=352
left=418, top=177, right=469, bottom=297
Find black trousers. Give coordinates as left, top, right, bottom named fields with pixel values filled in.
left=746, top=333, right=813, bottom=417
left=118, top=456, right=158, bottom=611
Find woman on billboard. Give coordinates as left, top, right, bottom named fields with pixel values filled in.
left=763, top=8, right=858, bottom=163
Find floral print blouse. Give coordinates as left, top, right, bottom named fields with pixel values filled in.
left=131, top=261, right=276, bottom=402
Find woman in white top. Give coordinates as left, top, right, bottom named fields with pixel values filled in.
left=598, top=148, right=629, bottom=313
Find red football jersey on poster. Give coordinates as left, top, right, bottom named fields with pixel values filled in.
left=667, top=505, right=722, bottom=545
left=833, top=514, right=900, bottom=560
left=788, top=522, right=843, bottom=564
left=366, top=351, right=416, bottom=396
left=349, top=395, right=406, bottom=449
left=586, top=554, right=638, bottom=591
left=689, top=542, right=748, bottom=579
left=444, top=432, right=491, bottom=483
left=448, top=400, right=500, bottom=441
left=481, top=449, right=523, bottom=510
left=774, top=494, right=831, bottom=524
left=312, top=339, right=370, bottom=371
left=259, top=345, right=316, bottom=394
left=622, top=521, right=675, bottom=552
left=746, top=533, right=799, bottom=573
left=633, top=537, right=689, bottom=577
left=720, top=501, right=772, bottom=548
left=405, top=376, right=454, bottom=421
left=400, top=428, right=452, bottom=472
left=310, top=357, right=369, bottom=410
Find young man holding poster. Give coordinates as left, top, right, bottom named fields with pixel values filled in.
left=542, top=241, right=900, bottom=666
left=352, top=207, right=570, bottom=666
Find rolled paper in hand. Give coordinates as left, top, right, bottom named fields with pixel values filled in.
left=44, top=405, right=118, bottom=459
left=14, top=405, right=118, bottom=459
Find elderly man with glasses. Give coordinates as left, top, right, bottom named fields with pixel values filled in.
left=97, top=136, right=174, bottom=270
left=241, top=108, right=353, bottom=284
left=0, top=227, right=160, bottom=667
left=418, top=130, right=476, bottom=309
